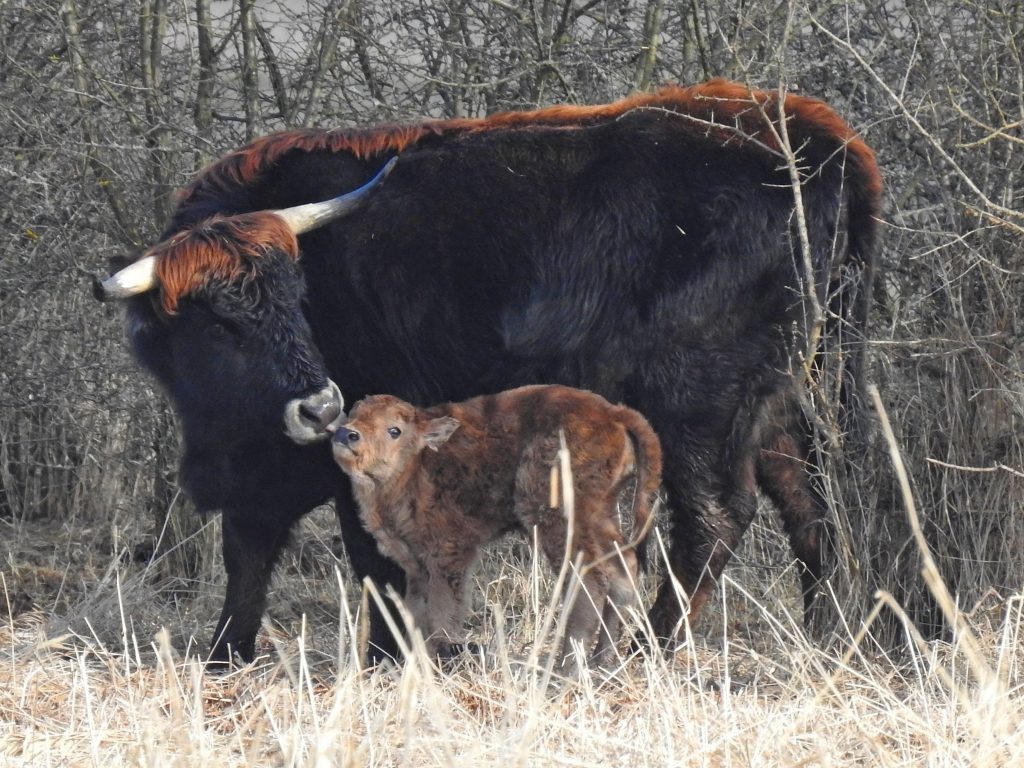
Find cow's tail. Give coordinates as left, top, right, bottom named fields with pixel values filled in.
left=619, top=406, right=663, bottom=572
left=830, top=139, right=882, bottom=446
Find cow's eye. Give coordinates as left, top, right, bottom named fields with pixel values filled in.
left=387, top=427, right=401, bottom=439
left=205, top=317, right=246, bottom=346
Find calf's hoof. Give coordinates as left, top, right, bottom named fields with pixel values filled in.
left=431, top=640, right=484, bottom=670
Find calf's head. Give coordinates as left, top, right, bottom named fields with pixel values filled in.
left=331, top=395, right=460, bottom=485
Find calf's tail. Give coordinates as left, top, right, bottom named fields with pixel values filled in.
left=619, top=406, right=663, bottom=571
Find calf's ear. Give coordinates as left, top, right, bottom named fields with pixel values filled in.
left=422, top=417, right=460, bottom=450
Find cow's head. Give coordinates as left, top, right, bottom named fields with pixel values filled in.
left=95, top=160, right=395, bottom=463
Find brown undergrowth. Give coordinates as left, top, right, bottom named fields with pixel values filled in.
left=3, top=495, right=1023, bottom=767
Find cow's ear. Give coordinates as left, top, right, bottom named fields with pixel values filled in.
left=422, top=417, right=459, bottom=450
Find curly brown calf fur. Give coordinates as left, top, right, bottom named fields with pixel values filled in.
left=330, top=384, right=662, bottom=672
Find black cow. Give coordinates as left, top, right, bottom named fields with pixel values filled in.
left=96, top=79, right=881, bottom=666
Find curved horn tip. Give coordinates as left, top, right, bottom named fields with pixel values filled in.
left=91, top=274, right=111, bottom=302
left=274, top=156, right=400, bottom=235
left=380, top=155, right=398, bottom=177
left=94, top=255, right=159, bottom=300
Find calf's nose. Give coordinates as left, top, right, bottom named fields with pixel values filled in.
left=333, top=427, right=361, bottom=447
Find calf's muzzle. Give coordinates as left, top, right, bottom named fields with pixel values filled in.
left=332, top=427, right=361, bottom=448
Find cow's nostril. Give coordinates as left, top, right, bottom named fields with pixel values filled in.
left=321, top=398, right=342, bottom=426
left=299, top=394, right=342, bottom=430
left=298, top=401, right=319, bottom=423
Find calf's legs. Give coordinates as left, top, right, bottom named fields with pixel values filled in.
left=590, top=552, right=640, bottom=668
left=534, top=492, right=641, bottom=674
left=425, top=565, right=471, bottom=657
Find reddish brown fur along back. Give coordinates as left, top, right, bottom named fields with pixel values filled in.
left=182, top=79, right=882, bottom=211
left=151, top=212, right=297, bottom=313
left=155, top=79, right=881, bottom=313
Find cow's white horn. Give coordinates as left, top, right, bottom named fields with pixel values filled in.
left=96, top=254, right=159, bottom=300
left=274, top=156, right=397, bottom=235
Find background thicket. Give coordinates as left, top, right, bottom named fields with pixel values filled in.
left=1, top=0, right=1022, bottom=664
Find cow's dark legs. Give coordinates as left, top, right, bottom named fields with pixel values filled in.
left=332, top=492, right=406, bottom=663
left=647, top=450, right=759, bottom=645
left=759, top=436, right=824, bottom=608
left=756, top=420, right=829, bottom=619
left=209, top=509, right=296, bottom=666
left=644, top=396, right=830, bottom=640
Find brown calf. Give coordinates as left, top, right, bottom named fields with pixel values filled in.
left=330, top=384, right=662, bottom=672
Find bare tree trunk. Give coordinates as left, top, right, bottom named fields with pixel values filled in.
left=255, top=20, right=291, bottom=123
left=687, top=0, right=712, bottom=80
left=140, top=0, right=171, bottom=224
left=61, top=0, right=139, bottom=244
left=240, top=0, right=260, bottom=140
left=193, top=0, right=216, bottom=169
left=300, top=0, right=349, bottom=126
left=349, top=3, right=384, bottom=106
left=635, top=0, right=663, bottom=91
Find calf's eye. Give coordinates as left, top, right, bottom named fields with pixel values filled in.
left=387, top=427, right=401, bottom=439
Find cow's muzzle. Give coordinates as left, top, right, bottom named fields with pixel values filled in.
left=284, top=380, right=343, bottom=444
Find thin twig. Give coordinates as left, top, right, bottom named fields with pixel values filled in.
left=869, top=385, right=995, bottom=690
left=810, top=13, right=1024, bottom=233
left=925, top=458, right=1024, bottom=479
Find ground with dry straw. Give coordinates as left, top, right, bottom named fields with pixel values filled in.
left=3, top=501, right=1022, bottom=767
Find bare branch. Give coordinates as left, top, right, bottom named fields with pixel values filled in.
left=239, top=0, right=261, bottom=140
left=811, top=11, right=1024, bottom=233
left=255, top=19, right=292, bottom=124
left=61, top=0, right=139, bottom=244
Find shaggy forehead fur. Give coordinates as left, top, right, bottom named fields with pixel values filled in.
left=147, top=211, right=298, bottom=313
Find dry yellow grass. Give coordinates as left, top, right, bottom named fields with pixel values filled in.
left=3, top=500, right=1023, bottom=768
